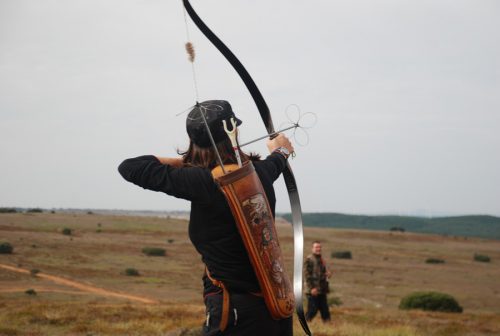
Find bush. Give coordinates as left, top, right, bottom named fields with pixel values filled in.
left=390, top=226, right=405, bottom=232
left=142, top=247, right=166, bottom=256
left=0, top=207, right=17, bottom=213
left=327, top=296, right=343, bottom=307
left=27, top=208, right=43, bottom=213
left=426, top=258, right=445, bottom=264
left=167, top=239, right=175, bottom=244
left=62, top=228, right=72, bottom=236
left=399, top=291, right=463, bottom=313
left=30, top=269, right=40, bottom=277
left=474, top=254, right=491, bottom=263
left=124, top=268, right=140, bottom=276
left=0, top=242, right=13, bottom=254
left=25, top=289, right=37, bottom=296
left=331, top=251, right=352, bottom=259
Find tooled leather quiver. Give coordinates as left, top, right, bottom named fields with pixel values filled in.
left=212, top=161, right=295, bottom=319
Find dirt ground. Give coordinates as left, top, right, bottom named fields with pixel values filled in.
left=1, top=212, right=499, bottom=335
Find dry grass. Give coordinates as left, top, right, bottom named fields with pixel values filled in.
left=1, top=213, right=500, bottom=335
left=0, top=300, right=204, bottom=335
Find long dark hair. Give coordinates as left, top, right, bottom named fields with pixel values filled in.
left=178, top=137, right=260, bottom=169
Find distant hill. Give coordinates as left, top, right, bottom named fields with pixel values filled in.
left=4, top=207, right=499, bottom=240
left=281, top=213, right=500, bottom=240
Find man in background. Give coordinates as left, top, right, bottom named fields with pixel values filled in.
left=304, top=241, right=331, bottom=322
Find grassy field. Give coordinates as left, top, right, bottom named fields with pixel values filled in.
left=1, top=212, right=499, bottom=335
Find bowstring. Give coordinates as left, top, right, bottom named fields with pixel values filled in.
left=182, top=3, right=200, bottom=102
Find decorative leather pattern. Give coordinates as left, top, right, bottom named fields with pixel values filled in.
left=242, top=194, right=292, bottom=302
left=213, top=162, right=294, bottom=319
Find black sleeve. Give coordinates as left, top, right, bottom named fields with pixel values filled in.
left=118, top=155, right=216, bottom=202
left=258, top=152, right=288, bottom=183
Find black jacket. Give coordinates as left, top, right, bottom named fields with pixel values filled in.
left=118, top=153, right=287, bottom=294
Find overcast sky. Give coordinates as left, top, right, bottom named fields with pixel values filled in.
left=1, top=0, right=499, bottom=216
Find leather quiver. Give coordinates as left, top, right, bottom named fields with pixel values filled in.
left=212, top=161, right=295, bottom=319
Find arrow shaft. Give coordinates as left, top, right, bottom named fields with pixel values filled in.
left=239, top=124, right=297, bottom=147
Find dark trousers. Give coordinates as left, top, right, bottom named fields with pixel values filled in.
left=306, top=294, right=331, bottom=322
left=203, top=292, right=293, bottom=336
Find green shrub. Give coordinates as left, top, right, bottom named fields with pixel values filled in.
left=167, top=239, right=175, bottom=244
left=331, top=251, right=352, bottom=259
left=327, top=296, right=343, bottom=307
left=0, top=207, right=17, bottom=213
left=27, top=208, right=43, bottom=213
left=30, top=269, right=40, bottom=277
left=62, top=228, right=72, bottom=235
left=399, top=291, right=462, bottom=313
left=0, top=242, right=13, bottom=254
left=426, top=258, right=445, bottom=264
left=390, top=226, right=405, bottom=232
left=124, top=268, right=140, bottom=276
left=25, top=289, right=37, bottom=296
left=474, top=254, right=491, bottom=263
left=142, top=247, right=166, bottom=256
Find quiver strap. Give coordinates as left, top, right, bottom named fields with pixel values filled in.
left=205, top=268, right=231, bottom=331
left=212, top=161, right=295, bottom=319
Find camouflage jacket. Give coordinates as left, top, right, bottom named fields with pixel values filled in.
left=304, top=254, right=329, bottom=294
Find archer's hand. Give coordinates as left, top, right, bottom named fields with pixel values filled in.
left=267, top=133, right=294, bottom=154
left=311, top=288, right=319, bottom=296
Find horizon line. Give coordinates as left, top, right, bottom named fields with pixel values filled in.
left=1, top=206, right=499, bottom=219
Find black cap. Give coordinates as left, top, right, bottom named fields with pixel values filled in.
left=186, top=100, right=242, bottom=148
